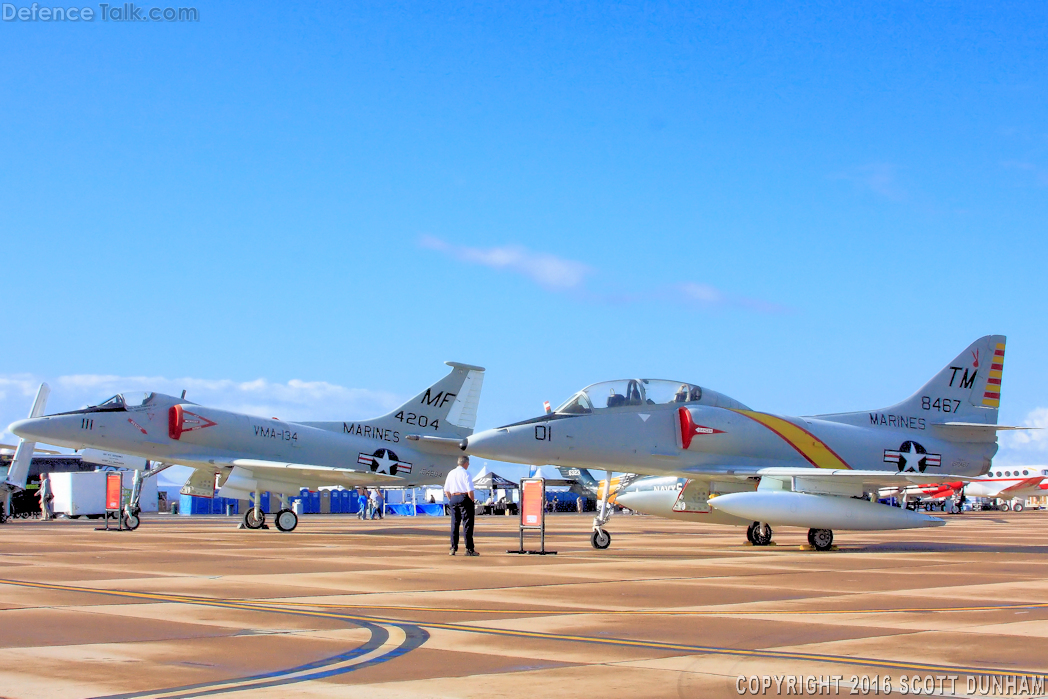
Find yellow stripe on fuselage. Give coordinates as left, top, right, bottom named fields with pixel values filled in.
left=732, top=409, right=852, bottom=470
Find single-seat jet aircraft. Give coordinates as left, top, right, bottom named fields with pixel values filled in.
left=10, top=362, right=484, bottom=532
left=465, top=336, right=1020, bottom=550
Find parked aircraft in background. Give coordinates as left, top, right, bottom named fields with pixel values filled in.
left=964, top=466, right=1048, bottom=510
left=10, top=363, right=484, bottom=532
left=884, top=467, right=1048, bottom=512
left=466, top=336, right=1023, bottom=550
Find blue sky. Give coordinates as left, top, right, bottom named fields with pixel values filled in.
left=2, top=2, right=1047, bottom=480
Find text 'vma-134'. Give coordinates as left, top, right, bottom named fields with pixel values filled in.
left=465, top=336, right=1022, bottom=550
left=9, top=363, right=484, bottom=532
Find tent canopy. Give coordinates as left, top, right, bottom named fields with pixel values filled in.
left=471, top=466, right=519, bottom=490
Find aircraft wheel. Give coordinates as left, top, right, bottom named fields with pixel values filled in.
left=1013, top=503, right=1024, bottom=513
left=244, top=508, right=266, bottom=530
left=275, top=509, right=298, bottom=532
left=1000, top=502, right=1010, bottom=512
left=591, top=528, right=611, bottom=550
left=124, top=513, right=140, bottom=530
left=746, top=521, right=758, bottom=544
left=809, top=528, right=834, bottom=551
left=751, top=523, right=773, bottom=546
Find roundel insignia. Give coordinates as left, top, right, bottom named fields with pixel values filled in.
left=356, top=448, right=413, bottom=476
left=884, top=441, right=942, bottom=473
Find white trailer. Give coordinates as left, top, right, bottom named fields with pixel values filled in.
left=50, top=471, right=158, bottom=518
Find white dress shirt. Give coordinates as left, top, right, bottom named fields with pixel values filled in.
left=443, top=466, right=474, bottom=495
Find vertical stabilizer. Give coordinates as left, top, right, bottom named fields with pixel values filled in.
left=883, top=335, right=1006, bottom=423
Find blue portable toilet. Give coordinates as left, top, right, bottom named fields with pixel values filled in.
left=307, top=490, right=320, bottom=514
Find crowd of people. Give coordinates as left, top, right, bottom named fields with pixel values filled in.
left=355, top=486, right=384, bottom=520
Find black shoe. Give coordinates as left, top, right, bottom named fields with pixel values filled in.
left=449, top=549, right=457, bottom=556
left=465, top=549, right=480, bottom=557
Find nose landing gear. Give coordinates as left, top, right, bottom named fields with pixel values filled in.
left=591, top=528, right=611, bottom=549
left=746, top=521, right=774, bottom=546
left=591, top=470, right=614, bottom=550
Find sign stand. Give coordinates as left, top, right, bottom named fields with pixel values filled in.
left=507, top=477, right=556, bottom=555
left=97, top=472, right=126, bottom=531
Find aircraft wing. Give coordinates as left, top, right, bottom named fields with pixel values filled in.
left=754, top=468, right=963, bottom=486
left=995, top=477, right=1046, bottom=496
left=180, top=456, right=405, bottom=486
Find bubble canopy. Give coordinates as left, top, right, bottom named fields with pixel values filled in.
left=555, top=379, right=709, bottom=414
left=91, top=392, right=157, bottom=411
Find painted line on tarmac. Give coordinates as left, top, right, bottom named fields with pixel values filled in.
left=266, top=599, right=1048, bottom=616
left=0, top=579, right=427, bottom=699
left=3, top=578, right=1046, bottom=683
left=94, top=623, right=425, bottom=699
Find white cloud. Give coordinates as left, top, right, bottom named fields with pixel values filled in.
left=1000, top=407, right=1048, bottom=450
left=420, top=235, right=591, bottom=291
left=0, top=373, right=403, bottom=448
left=672, top=282, right=790, bottom=314
left=833, top=163, right=906, bottom=200
left=422, top=236, right=786, bottom=313
left=677, top=282, right=725, bottom=305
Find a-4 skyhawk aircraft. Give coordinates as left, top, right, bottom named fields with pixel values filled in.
left=465, top=335, right=1021, bottom=550
left=9, top=362, right=484, bottom=532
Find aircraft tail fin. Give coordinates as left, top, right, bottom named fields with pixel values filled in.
left=557, top=467, right=599, bottom=492
left=372, top=362, right=485, bottom=439
left=302, top=363, right=485, bottom=439
left=883, top=335, right=1006, bottom=424
left=819, top=336, right=1006, bottom=445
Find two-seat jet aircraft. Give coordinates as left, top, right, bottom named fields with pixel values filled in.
left=465, top=336, right=1018, bottom=550
left=10, top=362, right=484, bottom=532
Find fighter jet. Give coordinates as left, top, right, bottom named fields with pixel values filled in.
left=9, top=362, right=484, bottom=532
left=465, top=336, right=1021, bottom=550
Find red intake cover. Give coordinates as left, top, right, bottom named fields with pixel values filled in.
left=169, top=405, right=184, bottom=440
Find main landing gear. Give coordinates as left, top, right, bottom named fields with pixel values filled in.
left=591, top=469, right=613, bottom=550
left=746, top=521, right=773, bottom=546
left=244, top=507, right=267, bottom=529
left=807, top=528, right=834, bottom=551
left=243, top=491, right=298, bottom=532
left=274, top=509, right=298, bottom=532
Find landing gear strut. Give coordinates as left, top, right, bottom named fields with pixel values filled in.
left=807, top=528, right=834, bottom=551
left=747, top=521, right=773, bottom=546
left=591, top=469, right=613, bottom=550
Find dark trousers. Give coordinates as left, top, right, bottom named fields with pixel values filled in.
left=449, top=494, right=475, bottom=551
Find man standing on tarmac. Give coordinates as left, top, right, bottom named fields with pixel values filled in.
left=444, top=455, right=478, bottom=556
left=38, top=473, right=54, bottom=520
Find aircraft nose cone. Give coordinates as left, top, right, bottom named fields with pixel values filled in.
left=9, top=417, right=48, bottom=441
left=462, top=427, right=522, bottom=462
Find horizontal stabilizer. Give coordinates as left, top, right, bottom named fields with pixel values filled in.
left=933, top=422, right=1036, bottom=430
left=404, top=434, right=466, bottom=455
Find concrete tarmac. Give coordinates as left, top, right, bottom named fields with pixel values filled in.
left=1, top=511, right=1047, bottom=698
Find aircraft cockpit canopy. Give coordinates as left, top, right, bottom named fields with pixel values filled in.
left=554, top=379, right=747, bottom=414
left=88, top=392, right=158, bottom=412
